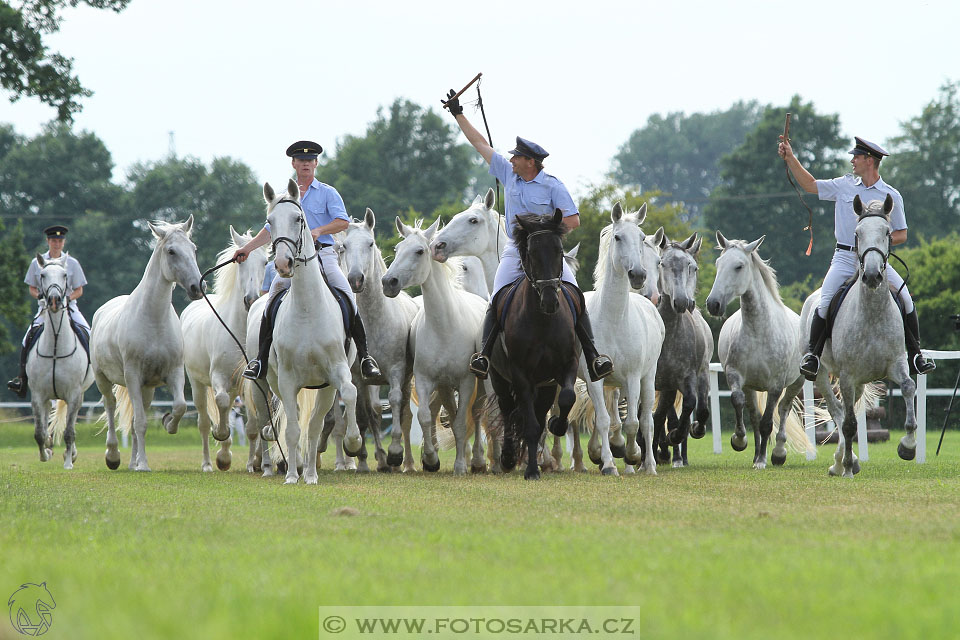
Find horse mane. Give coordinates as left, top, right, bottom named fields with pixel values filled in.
left=593, top=211, right=642, bottom=290
left=211, top=241, right=243, bottom=304
left=409, top=218, right=462, bottom=289
left=723, top=239, right=787, bottom=307
left=513, top=213, right=568, bottom=267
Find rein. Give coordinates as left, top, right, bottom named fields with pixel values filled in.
left=521, top=229, right=563, bottom=298
left=36, top=275, right=82, bottom=399
left=270, top=198, right=317, bottom=268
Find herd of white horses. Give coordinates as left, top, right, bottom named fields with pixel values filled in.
left=27, top=180, right=919, bottom=481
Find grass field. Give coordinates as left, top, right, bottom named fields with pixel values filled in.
left=1, top=416, right=958, bottom=640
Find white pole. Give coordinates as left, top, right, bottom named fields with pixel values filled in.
left=803, top=380, right=816, bottom=460
left=710, top=367, right=722, bottom=454
left=917, top=372, right=927, bottom=463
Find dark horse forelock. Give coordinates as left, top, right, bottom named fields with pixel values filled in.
left=513, top=213, right=568, bottom=266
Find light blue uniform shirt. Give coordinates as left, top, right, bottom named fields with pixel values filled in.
left=489, top=152, right=578, bottom=242
left=263, top=178, right=349, bottom=246
left=816, top=174, right=906, bottom=245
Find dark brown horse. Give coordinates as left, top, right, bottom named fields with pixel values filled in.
left=488, top=210, right=581, bottom=480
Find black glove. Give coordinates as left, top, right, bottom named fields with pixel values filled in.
left=444, top=89, right=463, bottom=116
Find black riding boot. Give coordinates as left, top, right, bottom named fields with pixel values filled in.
left=7, top=324, right=43, bottom=398
left=904, top=309, right=936, bottom=375
left=799, top=313, right=828, bottom=381
left=575, top=309, right=613, bottom=382
left=469, top=302, right=500, bottom=380
left=242, top=310, right=274, bottom=380
left=351, top=313, right=382, bottom=380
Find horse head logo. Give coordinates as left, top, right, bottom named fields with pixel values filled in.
left=7, top=582, right=56, bottom=636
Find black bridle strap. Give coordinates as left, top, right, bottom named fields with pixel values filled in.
left=270, top=198, right=317, bottom=266
left=522, top=230, right=563, bottom=295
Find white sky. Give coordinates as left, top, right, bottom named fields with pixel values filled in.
left=1, top=0, right=956, bottom=201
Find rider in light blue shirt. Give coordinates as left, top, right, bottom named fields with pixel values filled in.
left=443, top=90, right=612, bottom=382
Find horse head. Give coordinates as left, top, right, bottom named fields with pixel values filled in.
left=229, top=225, right=266, bottom=310
left=264, top=179, right=309, bottom=279
left=37, top=254, right=69, bottom=313
left=853, top=194, right=893, bottom=290
left=658, top=232, right=702, bottom=314
left=640, top=227, right=665, bottom=301
left=381, top=217, right=440, bottom=298
left=148, top=215, right=204, bottom=300
left=514, top=209, right=566, bottom=314
left=705, top=231, right=764, bottom=316
left=342, top=208, right=380, bottom=293
left=430, top=187, right=498, bottom=262
left=597, top=201, right=648, bottom=292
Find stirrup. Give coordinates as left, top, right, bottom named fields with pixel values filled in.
left=799, top=353, right=820, bottom=381
left=912, top=353, right=936, bottom=375
left=241, top=360, right=263, bottom=380
left=360, top=356, right=382, bottom=380
left=589, top=355, right=613, bottom=382
left=7, top=377, right=26, bottom=398
left=469, top=353, right=489, bottom=380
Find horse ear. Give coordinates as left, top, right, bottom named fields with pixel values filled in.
left=364, top=208, right=376, bottom=231
left=611, top=201, right=623, bottom=223
left=658, top=231, right=669, bottom=250
left=853, top=194, right=863, bottom=215
left=263, top=182, right=275, bottom=204
left=689, top=234, right=702, bottom=256
left=424, top=217, right=441, bottom=240
left=884, top=193, right=894, bottom=215
left=148, top=221, right=166, bottom=240
left=395, top=216, right=412, bottom=237
left=680, top=232, right=698, bottom=251
left=745, top=235, right=765, bottom=253
left=181, top=214, right=194, bottom=235
left=553, top=208, right=563, bottom=226
left=716, top=230, right=728, bottom=250
left=637, top=202, right=647, bottom=225
left=36, top=253, right=45, bottom=267
left=652, top=227, right=665, bottom=249
left=230, top=225, right=245, bottom=247
left=566, top=242, right=580, bottom=259
left=286, top=178, right=298, bottom=200
left=484, top=187, right=496, bottom=211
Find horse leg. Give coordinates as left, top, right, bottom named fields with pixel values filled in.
left=440, top=383, right=467, bottom=476
left=585, top=380, right=617, bottom=476
left=469, top=382, right=488, bottom=474
left=743, top=389, right=762, bottom=465
left=691, top=370, right=710, bottom=440
left=837, top=380, right=859, bottom=478
left=63, top=394, right=82, bottom=470
left=527, top=387, right=557, bottom=480
left=753, top=388, right=781, bottom=470
left=893, top=363, right=919, bottom=461
left=669, top=378, right=697, bottom=447
left=162, top=366, right=188, bottom=436
left=727, top=370, right=749, bottom=453
left=194, top=382, right=215, bottom=472
left=303, top=387, right=336, bottom=485
left=276, top=377, right=303, bottom=484
left=772, top=376, right=804, bottom=466
left=607, top=388, right=627, bottom=460
left=385, top=375, right=407, bottom=469
left=97, top=372, right=121, bottom=470
left=636, top=375, right=657, bottom=475
left=490, top=371, right=518, bottom=472
left=620, top=378, right=643, bottom=469
left=210, top=376, right=233, bottom=470
left=399, top=383, right=416, bottom=473
left=352, top=383, right=373, bottom=474
left=568, top=422, right=586, bottom=472
left=416, top=376, right=441, bottom=472
left=363, top=384, right=389, bottom=472
left=31, top=394, right=52, bottom=462
left=122, top=375, right=151, bottom=472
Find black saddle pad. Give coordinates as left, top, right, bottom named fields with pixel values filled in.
left=825, top=275, right=905, bottom=337
left=496, top=278, right=580, bottom=327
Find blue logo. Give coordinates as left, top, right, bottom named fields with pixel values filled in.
left=7, top=583, right=56, bottom=636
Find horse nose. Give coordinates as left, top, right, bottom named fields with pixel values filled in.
left=627, top=268, right=645, bottom=288
left=348, top=272, right=365, bottom=293
left=381, top=276, right=400, bottom=297
left=243, top=294, right=256, bottom=311
left=706, top=298, right=721, bottom=317
left=189, top=282, right=204, bottom=300
left=431, top=242, right=447, bottom=262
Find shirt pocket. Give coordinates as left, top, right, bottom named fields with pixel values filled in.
left=524, top=185, right=553, bottom=212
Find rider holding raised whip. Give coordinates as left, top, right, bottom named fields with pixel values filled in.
left=778, top=134, right=935, bottom=378
left=441, top=89, right=612, bottom=382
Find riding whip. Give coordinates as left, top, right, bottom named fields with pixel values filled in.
left=782, top=113, right=815, bottom=256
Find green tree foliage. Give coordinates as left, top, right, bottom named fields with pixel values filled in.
left=611, top=101, right=763, bottom=223
left=0, top=0, right=131, bottom=121
left=0, top=218, right=31, bottom=355
left=884, top=80, right=960, bottom=242
left=703, top=96, right=846, bottom=287
left=316, top=98, right=481, bottom=232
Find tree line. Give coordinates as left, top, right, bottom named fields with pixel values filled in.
left=2, top=84, right=959, bottom=391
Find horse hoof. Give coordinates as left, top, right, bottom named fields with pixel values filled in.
left=378, top=465, right=393, bottom=473
left=471, top=464, right=487, bottom=474
left=422, top=457, right=441, bottom=473
left=162, top=412, right=178, bottom=434
left=344, top=442, right=364, bottom=458
left=601, top=466, right=618, bottom=476
left=828, top=465, right=841, bottom=477
left=897, top=442, right=916, bottom=461
left=609, top=441, right=626, bottom=459
left=690, top=422, right=706, bottom=439
left=852, top=459, right=861, bottom=475
left=624, top=452, right=643, bottom=466
left=276, top=460, right=287, bottom=474
left=260, top=426, right=276, bottom=441
left=588, top=450, right=602, bottom=466
left=730, top=435, right=748, bottom=452
left=771, top=451, right=787, bottom=466
left=667, top=429, right=684, bottom=446
left=216, top=452, right=232, bottom=471
left=524, top=469, right=541, bottom=480
left=656, top=449, right=671, bottom=465
left=386, top=451, right=403, bottom=467
left=500, top=454, right=517, bottom=472
left=547, top=416, right=567, bottom=437
left=105, top=454, right=120, bottom=470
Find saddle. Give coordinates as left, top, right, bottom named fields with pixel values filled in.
left=26, top=321, right=91, bottom=363
left=265, top=284, right=353, bottom=352
left=495, top=277, right=581, bottom=328
left=825, top=274, right=905, bottom=337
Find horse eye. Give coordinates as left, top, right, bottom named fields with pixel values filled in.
left=735, top=264, right=742, bottom=271
left=368, top=241, right=374, bottom=248
left=614, top=235, right=621, bottom=242
left=416, top=248, right=424, bottom=255
left=167, top=248, right=176, bottom=255
left=469, top=217, right=478, bottom=224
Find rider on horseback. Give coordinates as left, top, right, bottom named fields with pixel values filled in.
left=779, top=135, right=935, bottom=379
left=7, top=225, right=90, bottom=398
left=442, top=91, right=612, bottom=382
left=232, top=140, right=381, bottom=382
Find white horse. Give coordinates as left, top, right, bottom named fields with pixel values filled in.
left=263, top=179, right=362, bottom=485
left=800, top=195, right=918, bottom=477
left=181, top=227, right=266, bottom=472
left=341, top=209, right=420, bottom=472
left=92, top=217, right=203, bottom=471
left=430, top=188, right=503, bottom=292
left=26, top=255, right=95, bottom=469
left=705, top=232, right=805, bottom=469
left=582, top=203, right=664, bottom=476
left=382, top=217, right=489, bottom=475
left=451, top=255, right=490, bottom=300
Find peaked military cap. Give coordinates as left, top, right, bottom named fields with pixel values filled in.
left=849, top=137, right=889, bottom=160
left=286, top=140, right=323, bottom=159
left=508, top=137, right=549, bottom=161
left=44, top=225, right=68, bottom=238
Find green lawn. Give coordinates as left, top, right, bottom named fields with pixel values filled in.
left=1, top=417, right=958, bottom=640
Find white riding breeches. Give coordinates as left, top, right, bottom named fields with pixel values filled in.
left=25, top=303, right=89, bottom=344
left=817, top=247, right=912, bottom=318
left=492, top=244, right=578, bottom=297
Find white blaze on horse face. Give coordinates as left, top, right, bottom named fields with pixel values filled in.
left=269, top=201, right=306, bottom=279
left=856, top=209, right=891, bottom=289
left=611, top=214, right=647, bottom=290
left=40, top=259, right=69, bottom=313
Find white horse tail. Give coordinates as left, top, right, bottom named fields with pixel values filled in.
left=241, top=379, right=259, bottom=424
left=113, top=385, right=135, bottom=436
left=409, top=378, right=419, bottom=407
left=205, top=387, right=220, bottom=427
left=814, top=381, right=886, bottom=444
left=269, top=388, right=318, bottom=464
left=569, top=380, right=595, bottom=434
left=48, top=400, right=69, bottom=445
left=481, top=394, right=502, bottom=444
left=435, top=381, right=480, bottom=450
left=751, top=391, right=814, bottom=455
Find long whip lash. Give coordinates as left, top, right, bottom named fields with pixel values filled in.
left=782, top=113, right=814, bottom=256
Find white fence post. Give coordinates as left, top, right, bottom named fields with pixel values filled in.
left=802, top=380, right=817, bottom=460
left=709, top=364, right=722, bottom=454
left=917, top=371, right=927, bottom=464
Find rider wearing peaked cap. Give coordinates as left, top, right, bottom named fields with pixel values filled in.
left=778, top=134, right=934, bottom=378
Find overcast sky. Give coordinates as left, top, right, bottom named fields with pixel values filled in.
left=1, top=0, right=956, bottom=201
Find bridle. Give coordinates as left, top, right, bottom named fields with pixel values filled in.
left=521, top=229, right=563, bottom=299
left=854, top=212, right=892, bottom=273
left=270, top=198, right=316, bottom=268
left=37, top=266, right=82, bottom=398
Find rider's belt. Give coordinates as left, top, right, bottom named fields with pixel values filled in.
left=835, top=243, right=854, bottom=252
left=314, top=241, right=333, bottom=249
